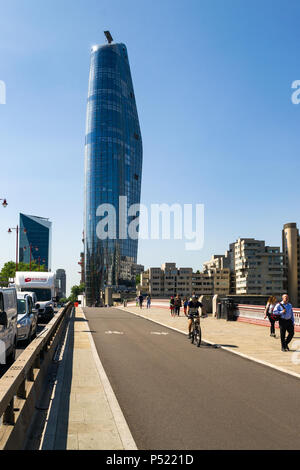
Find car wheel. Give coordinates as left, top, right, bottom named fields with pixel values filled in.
left=7, top=339, right=16, bottom=367
left=26, top=328, right=32, bottom=346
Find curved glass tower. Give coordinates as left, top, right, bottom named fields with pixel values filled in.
left=84, top=40, right=143, bottom=306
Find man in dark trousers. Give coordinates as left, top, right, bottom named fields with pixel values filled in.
left=273, top=294, right=295, bottom=352
left=138, top=294, right=144, bottom=309
left=174, top=295, right=182, bottom=316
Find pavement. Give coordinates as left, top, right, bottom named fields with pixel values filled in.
left=119, top=305, right=300, bottom=378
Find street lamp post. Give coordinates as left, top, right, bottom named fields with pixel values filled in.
left=37, top=257, right=46, bottom=271
left=23, top=244, right=39, bottom=270
left=8, top=226, right=19, bottom=270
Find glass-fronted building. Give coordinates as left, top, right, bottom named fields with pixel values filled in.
left=84, top=40, right=143, bottom=306
left=19, top=213, right=52, bottom=271
left=56, top=269, right=67, bottom=299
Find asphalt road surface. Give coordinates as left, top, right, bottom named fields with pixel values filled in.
left=84, top=307, right=300, bottom=450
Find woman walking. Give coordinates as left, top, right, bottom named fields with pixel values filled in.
left=170, top=296, right=175, bottom=317
left=264, top=295, right=278, bottom=337
left=183, top=297, right=189, bottom=316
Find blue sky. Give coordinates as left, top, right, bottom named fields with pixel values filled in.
left=0, top=0, right=300, bottom=294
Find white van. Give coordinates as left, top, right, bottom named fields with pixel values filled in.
left=0, top=288, right=18, bottom=365
left=17, top=293, right=38, bottom=344
left=15, top=272, right=56, bottom=323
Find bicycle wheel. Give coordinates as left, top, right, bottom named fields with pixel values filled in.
left=196, top=326, right=202, bottom=347
left=191, top=326, right=195, bottom=344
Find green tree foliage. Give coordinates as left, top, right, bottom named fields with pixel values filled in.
left=0, top=261, right=47, bottom=287
left=68, top=283, right=85, bottom=302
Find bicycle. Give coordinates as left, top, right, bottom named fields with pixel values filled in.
left=190, top=315, right=201, bottom=347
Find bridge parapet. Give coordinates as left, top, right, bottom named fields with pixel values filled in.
left=0, top=303, right=72, bottom=450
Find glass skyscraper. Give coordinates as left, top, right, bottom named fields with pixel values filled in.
left=84, top=38, right=143, bottom=306
left=19, top=213, right=52, bottom=271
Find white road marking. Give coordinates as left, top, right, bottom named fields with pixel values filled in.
left=117, top=307, right=300, bottom=381
left=105, top=330, right=124, bottom=335
left=150, top=331, right=169, bottom=335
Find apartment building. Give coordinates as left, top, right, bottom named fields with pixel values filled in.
left=139, top=263, right=228, bottom=297
left=233, top=238, right=284, bottom=296
left=202, top=254, right=231, bottom=296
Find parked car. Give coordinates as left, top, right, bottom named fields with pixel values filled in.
left=0, top=288, right=18, bottom=366
left=17, top=293, right=38, bottom=344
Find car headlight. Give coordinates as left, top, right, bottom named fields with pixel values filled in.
left=17, top=317, right=28, bottom=327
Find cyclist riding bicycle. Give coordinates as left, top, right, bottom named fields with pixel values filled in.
left=187, top=295, right=206, bottom=338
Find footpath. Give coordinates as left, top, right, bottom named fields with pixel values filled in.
left=118, top=304, right=300, bottom=379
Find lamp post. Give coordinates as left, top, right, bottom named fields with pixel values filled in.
left=8, top=226, right=19, bottom=270
left=0, top=199, right=8, bottom=208
left=23, top=244, right=39, bottom=271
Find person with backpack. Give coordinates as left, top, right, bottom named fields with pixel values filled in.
left=264, top=295, right=278, bottom=337
left=272, top=294, right=294, bottom=352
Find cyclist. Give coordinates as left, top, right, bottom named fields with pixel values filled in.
left=187, top=295, right=206, bottom=338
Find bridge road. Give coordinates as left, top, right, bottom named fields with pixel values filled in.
left=84, top=307, right=300, bottom=450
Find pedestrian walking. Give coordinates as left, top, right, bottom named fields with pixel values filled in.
left=138, top=294, right=144, bottom=309
left=146, top=295, right=151, bottom=309
left=170, top=296, right=175, bottom=317
left=174, top=295, right=182, bottom=316
left=264, top=295, right=278, bottom=337
left=183, top=297, right=189, bottom=316
left=273, top=294, right=295, bottom=352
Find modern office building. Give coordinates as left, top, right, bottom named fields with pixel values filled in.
left=84, top=32, right=143, bottom=306
left=19, top=213, right=52, bottom=270
left=56, top=269, right=66, bottom=299
left=282, top=223, right=300, bottom=306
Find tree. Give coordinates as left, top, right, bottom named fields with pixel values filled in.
left=0, top=261, right=47, bottom=287
left=135, top=274, right=141, bottom=285
left=68, top=283, right=85, bottom=302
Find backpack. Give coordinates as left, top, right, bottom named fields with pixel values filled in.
left=270, top=302, right=284, bottom=321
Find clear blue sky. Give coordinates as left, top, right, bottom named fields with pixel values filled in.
left=1, top=0, right=300, bottom=294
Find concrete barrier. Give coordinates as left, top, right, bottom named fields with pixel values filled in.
left=0, top=303, right=72, bottom=450
left=235, top=304, right=300, bottom=331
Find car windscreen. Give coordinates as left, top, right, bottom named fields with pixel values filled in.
left=17, top=299, right=27, bottom=315
left=21, top=288, right=51, bottom=302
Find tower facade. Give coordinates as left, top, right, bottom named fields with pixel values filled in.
left=282, top=223, right=300, bottom=306
left=84, top=38, right=143, bottom=306
left=56, top=269, right=67, bottom=299
left=19, top=213, right=52, bottom=271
